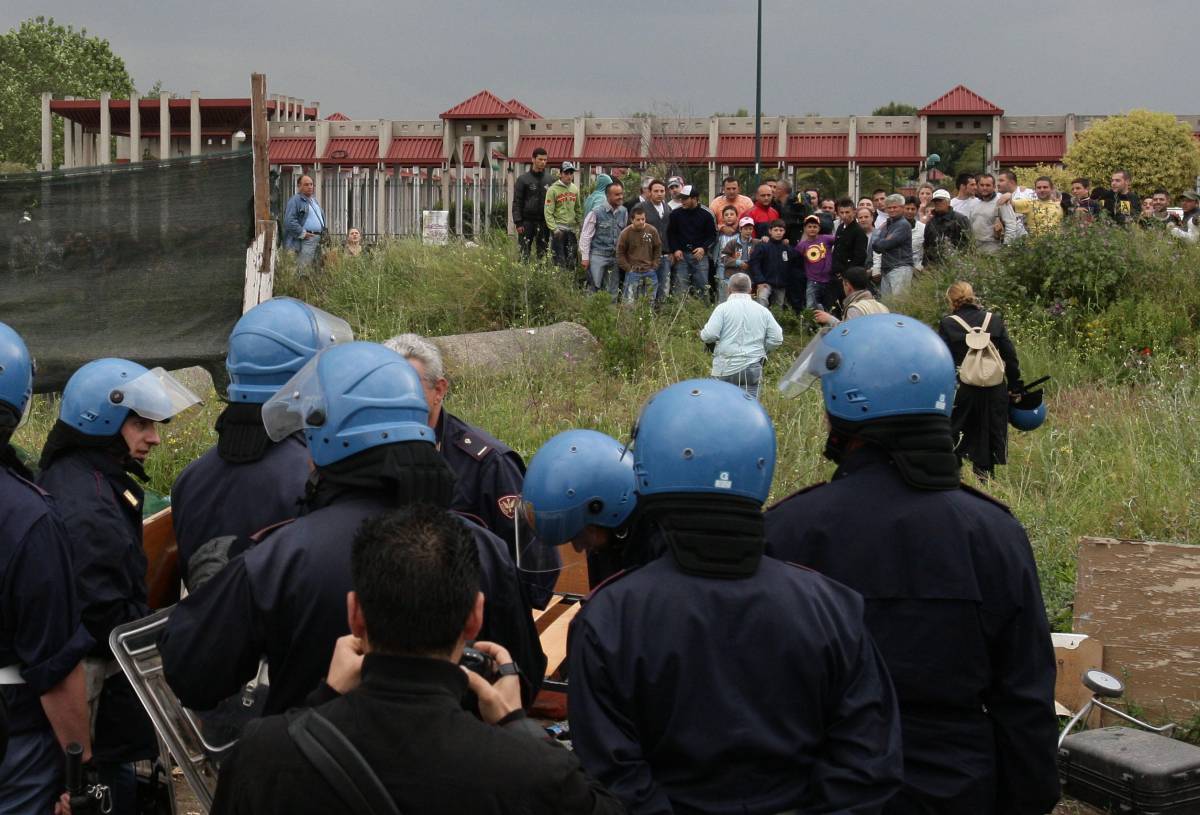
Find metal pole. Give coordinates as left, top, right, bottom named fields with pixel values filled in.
left=753, top=0, right=762, bottom=188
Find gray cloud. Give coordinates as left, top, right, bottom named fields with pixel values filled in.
left=6, top=0, right=1196, bottom=118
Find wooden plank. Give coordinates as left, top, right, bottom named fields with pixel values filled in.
left=532, top=596, right=563, bottom=625
left=248, top=73, right=273, bottom=308
left=1052, top=633, right=1104, bottom=716
left=540, top=602, right=581, bottom=678
left=553, top=545, right=590, bottom=596
left=1073, top=536, right=1200, bottom=720
left=143, top=507, right=180, bottom=610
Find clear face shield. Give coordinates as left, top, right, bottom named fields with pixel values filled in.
left=112, top=367, right=202, bottom=422
left=261, top=354, right=325, bottom=441
left=308, top=305, right=354, bottom=349
left=777, top=330, right=840, bottom=399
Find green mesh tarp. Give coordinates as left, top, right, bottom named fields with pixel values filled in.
left=1, top=151, right=252, bottom=392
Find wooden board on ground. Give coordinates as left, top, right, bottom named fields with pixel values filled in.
left=1073, top=536, right=1200, bottom=721
left=143, top=507, right=179, bottom=610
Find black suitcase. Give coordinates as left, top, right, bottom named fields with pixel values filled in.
left=1058, top=726, right=1200, bottom=814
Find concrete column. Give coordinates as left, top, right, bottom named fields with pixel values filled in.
left=189, top=91, right=201, bottom=156
left=63, top=101, right=74, bottom=169
left=708, top=115, right=720, bottom=172
left=440, top=121, right=455, bottom=210
left=639, top=117, right=652, bottom=160
left=310, top=101, right=319, bottom=120
left=129, top=93, right=141, bottom=163
left=848, top=116, right=858, bottom=160
left=83, top=131, right=94, bottom=165
left=505, top=161, right=516, bottom=234
left=987, top=115, right=1001, bottom=172
left=376, top=163, right=387, bottom=236
left=848, top=161, right=858, bottom=199
left=707, top=162, right=717, bottom=201
left=918, top=116, right=929, bottom=184
left=572, top=117, right=585, bottom=160
left=40, top=92, right=53, bottom=170
left=99, top=92, right=112, bottom=164
left=378, top=119, right=392, bottom=161
left=315, top=120, right=330, bottom=161
left=159, top=92, right=170, bottom=159
left=777, top=116, right=788, bottom=160
left=1065, top=113, right=1076, bottom=149
left=73, top=120, right=84, bottom=167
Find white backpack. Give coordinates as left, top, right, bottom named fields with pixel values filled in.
left=950, top=312, right=1005, bottom=387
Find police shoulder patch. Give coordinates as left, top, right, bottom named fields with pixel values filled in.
left=497, top=494, right=520, bottom=520
left=959, top=483, right=1013, bottom=515
left=764, top=481, right=827, bottom=512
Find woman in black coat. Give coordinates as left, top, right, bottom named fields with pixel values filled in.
left=938, top=282, right=1023, bottom=478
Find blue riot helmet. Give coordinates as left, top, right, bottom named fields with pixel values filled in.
left=522, top=429, right=637, bottom=547
left=0, top=322, right=34, bottom=421
left=59, top=359, right=202, bottom=436
left=262, top=341, right=431, bottom=467
left=631, top=379, right=775, bottom=504
left=1009, top=402, right=1047, bottom=431
left=227, top=297, right=353, bottom=403
left=779, top=314, right=956, bottom=421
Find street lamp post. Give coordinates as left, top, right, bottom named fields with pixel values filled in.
left=753, top=0, right=763, bottom=188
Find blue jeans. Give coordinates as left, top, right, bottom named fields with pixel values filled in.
left=296, top=233, right=321, bottom=272
left=97, top=762, right=138, bottom=815
left=654, top=255, right=671, bottom=303
left=672, top=253, right=708, bottom=297
left=623, top=270, right=659, bottom=302
left=0, top=728, right=61, bottom=814
left=717, top=361, right=764, bottom=399
left=881, top=265, right=913, bottom=301
left=588, top=254, right=620, bottom=300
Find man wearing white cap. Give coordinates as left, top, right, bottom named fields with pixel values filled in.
left=924, top=189, right=972, bottom=266
left=719, top=216, right=759, bottom=303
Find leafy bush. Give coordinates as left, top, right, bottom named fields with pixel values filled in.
left=1013, top=164, right=1075, bottom=194
left=1064, top=110, right=1200, bottom=198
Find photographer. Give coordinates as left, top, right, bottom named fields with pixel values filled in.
left=209, top=504, right=620, bottom=815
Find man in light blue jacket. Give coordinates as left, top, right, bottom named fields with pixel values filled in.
left=699, top=272, right=784, bottom=399
left=283, top=175, right=326, bottom=272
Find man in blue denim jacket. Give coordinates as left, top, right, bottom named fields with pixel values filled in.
left=871, top=194, right=914, bottom=300
left=283, top=175, right=326, bottom=272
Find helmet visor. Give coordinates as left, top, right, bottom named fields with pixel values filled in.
left=778, top=330, right=839, bottom=398
left=520, top=498, right=576, bottom=548
left=112, top=368, right=202, bottom=422
left=261, top=354, right=324, bottom=441
left=310, top=305, right=354, bottom=349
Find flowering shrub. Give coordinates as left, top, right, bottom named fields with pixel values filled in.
left=1063, top=110, right=1200, bottom=198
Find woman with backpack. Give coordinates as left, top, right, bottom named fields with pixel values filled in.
left=938, top=281, right=1024, bottom=479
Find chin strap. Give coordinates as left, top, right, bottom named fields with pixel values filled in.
left=635, top=493, right=765, bottom=579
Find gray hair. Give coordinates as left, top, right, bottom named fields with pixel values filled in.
left=885, top=193, right=905, bottom=207
left=383, top=333, right=444, bottom=383
left=728, top=272, right=752, bottom=293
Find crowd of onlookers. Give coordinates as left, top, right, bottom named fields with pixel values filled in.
left=511, top=147, right=1200, bottom=316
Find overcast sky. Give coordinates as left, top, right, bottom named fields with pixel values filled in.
left=5, top=0, right=1196, bottom=119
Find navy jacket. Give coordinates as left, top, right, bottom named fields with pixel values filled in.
left=161, top=494, right=546, bottom=716
left=665, top=206, right=717, bottom=255
left=439, top=411, right=560, bottom=609
left=748, top=238, right=799, bottom=289
left=871, top=216, right=913, bottom=272
left=0, top=464, right=93, bottom=738
left=37, top=449, right=158, bottom=762
left=763, top=447, right=1060, bottom=815
left=568, top=548, right=903, bottom=815
left=171, top=434, right=310, bottom=581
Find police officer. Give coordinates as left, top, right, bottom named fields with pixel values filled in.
left=171, top=297, right=352, bottom=584
left=521, top=429, right=637, bottom=587
left=567, top=379, right=903, bottom=814
left=0, top=323, right=94, bottom=812
left=766, top=314, right=1060, bottom=814
left=386, top=333, right=562, bottom=608
left=160, top=342, right=545, bottom=716
left=37, top=359, right=201, bottom=814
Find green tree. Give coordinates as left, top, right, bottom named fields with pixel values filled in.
left=1064, top=110, right=1200, bottom=198
left=0, top=16, right=134, bottom=168
left=871, top=101, right=918, bottom=117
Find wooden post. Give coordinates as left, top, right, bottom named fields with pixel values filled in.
left=250, top=73, right=274, bottom=309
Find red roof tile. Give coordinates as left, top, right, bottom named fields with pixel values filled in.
left=505, top=98, right=541, bottom=119
left=323, top=137, right=378, bottom=163
left=855, top=134, right=922, bottom=165
left=325, top=112, right=351, bottom=121
left=995, top=134, right=1066, bottom=164
left=716, top=134, right=778, bottom=163
left=268, top=137, right=316, bottom=164
left=385, top=137, right=444, bottom=165
left=786, top=134, right=849, bottom=165
left=919, top=85, right=1003, bottom=116
left=511, top=136, right=576, bottom=162
left=582, top=135, right=641, bottom=162
left=441, top=90, right=518, bottom=120
left=648, top=135, right=709, bottom=162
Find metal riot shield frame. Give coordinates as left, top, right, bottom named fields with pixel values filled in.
left=110, top=608, right=231, bottom=812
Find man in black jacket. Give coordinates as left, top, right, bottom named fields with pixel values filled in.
left=512, top=148, right=553, bottom=260
left=923, top=189, right=972, bottom=266
left=210, top=505, right=621, bottom=815
left=830, top=197, right=868, bottom=312
left=665, top=186, right=717, bottom=297
left=640, top=179, right=672, bottom=303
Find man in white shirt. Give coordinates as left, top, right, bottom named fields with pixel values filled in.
left=699, top=273, right=784, bottom=399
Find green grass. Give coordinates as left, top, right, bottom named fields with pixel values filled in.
left=14, top=236, right=1199, bottom=637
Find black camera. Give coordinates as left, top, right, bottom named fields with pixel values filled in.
left=459, top=645, right=497, bottom=682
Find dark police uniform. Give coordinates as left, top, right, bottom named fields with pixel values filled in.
left=763, top=446, right=1060, bottom=815
left=210, top=654, right=623, bottom=815
left=568, top=545, right=903, bottom=815
left=160, top=495, right=546, bottom=716
left=37, top=449, right=159, bottom=766
left=0, top=464, right=93, bottom=811
left=438, top=411, right=561, bottom=608
left=170, top=434, right=310, bottom=582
